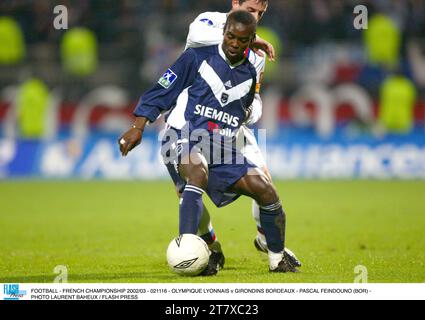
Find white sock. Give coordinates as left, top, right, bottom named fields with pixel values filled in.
left=268, top=250, right=284, bottom=270
left=252, top=200, right=261, bottom=228
left=257, top=232, right=267, bottom=247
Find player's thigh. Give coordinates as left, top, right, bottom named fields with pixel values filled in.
left=230, top=169, right=278, bottom=205
left=239, top=126, right=271, bottom=182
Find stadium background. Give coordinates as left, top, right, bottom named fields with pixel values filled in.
left=0, top=0, right=424, bottom=283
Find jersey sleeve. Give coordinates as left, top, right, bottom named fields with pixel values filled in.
left=245, top=54, right=266, bottom=125
left=185, top=12, right=224, bottom=49
left=133, top=49, right=198, bottom=122
left=254, top=53, right=266, bottom=94
left=245, top=93, right=263, bottom=125
left=242, top=66, right=260, bottom=125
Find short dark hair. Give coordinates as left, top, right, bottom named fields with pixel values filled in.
left=239, top=0, right=268, bottom=5
left=225, top=10, right=257, bottom=33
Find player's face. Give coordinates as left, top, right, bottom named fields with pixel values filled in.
left=232, top=0, right=268, bottom=22
left=222, top=22, right=255, bottom=64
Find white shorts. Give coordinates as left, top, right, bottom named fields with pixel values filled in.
left=238, top=125, right=266, bottom=169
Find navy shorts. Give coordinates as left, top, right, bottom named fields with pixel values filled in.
left=161, top=127, right=256, bottom=207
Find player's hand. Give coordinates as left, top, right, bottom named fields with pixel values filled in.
left=251, top=36, right=275, bottom=62
left=118, top=128, right=142, bottom=156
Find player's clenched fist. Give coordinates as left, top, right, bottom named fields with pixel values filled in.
left=118, top=117, right=148, bottom=156
left=118, top=128, right=141, bottom=156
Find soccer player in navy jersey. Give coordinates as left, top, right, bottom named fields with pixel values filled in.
left=184, top=0, right=300, bottom=272
left=119, top=11, right=298, bottom=274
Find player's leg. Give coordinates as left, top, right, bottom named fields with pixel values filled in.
left=230, top=169, right=298, bottom=273
left=197, top=204, right=223, bottom=253
left=240, top=127, right=302, bottom=267
left=178, top=152, right=224, bottom=276
left=238, top=126, right=269, bottom=250
left=178, top=152, right=209, bottom=235
left=166, top=162, right=225, bottom=261
left=252, top=165, right=301, bottom=267
left=252, top=165, right=272, bottom=252
left=197, top=204, right=225, bottom=275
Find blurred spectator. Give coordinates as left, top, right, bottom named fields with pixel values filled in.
left=0, top=16, right=25, bottom=64
left=17, top=78, right=50, bottom=138
left=364, top=14, right=401, bottom=70
left=379, top=74, right=416, bottom=133
left=61, top=27, right=98, bottom=77
left=0, top=0, right=425, bottom=100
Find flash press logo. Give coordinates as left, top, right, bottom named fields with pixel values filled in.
left=3, top=284, right=27, bottom=300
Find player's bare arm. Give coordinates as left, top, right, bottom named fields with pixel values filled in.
left=118, top=116, right=148, bottom=156
left=251, top=35, right=275, bottom=61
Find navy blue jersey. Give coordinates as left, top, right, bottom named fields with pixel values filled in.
left=134, top=45, right=257, bottom=137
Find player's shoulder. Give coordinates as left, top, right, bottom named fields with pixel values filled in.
left=193, top=11, right=227, bottom=28
left=247, top=49, right=266, bottom=70
left=183, top=45, right=219, bottom=67
left=245, top=58, right=258, bottom=76
left=189, top=45, right=219, bottom=58
left=237, top=56, right=258, bottom=83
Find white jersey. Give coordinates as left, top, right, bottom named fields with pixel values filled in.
left=185, top=11, right=266, bottom=125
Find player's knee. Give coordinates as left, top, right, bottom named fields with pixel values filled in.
left=256, top=182, right=279, bottom=206
left=186, top=167, right=208, bottom=190
left=261, top=166, right=273, bottom=183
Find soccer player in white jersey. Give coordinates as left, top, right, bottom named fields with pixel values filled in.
left=181, top=0, right=301, bottom=274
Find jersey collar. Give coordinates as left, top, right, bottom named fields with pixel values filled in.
left=218, top=44, right=246, bottom=69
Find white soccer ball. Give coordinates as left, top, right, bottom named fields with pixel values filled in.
left=166, top=234, right=210, bottom=276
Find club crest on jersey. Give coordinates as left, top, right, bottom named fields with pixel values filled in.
left=221, top=92, right=229, bottom=104
left=158, top=69, right=178, bottom=89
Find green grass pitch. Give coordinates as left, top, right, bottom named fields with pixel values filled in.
left=0, top=180, right=424, bottom=283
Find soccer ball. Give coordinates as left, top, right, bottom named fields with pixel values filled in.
left=166, top=234, right=210, bottom=276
